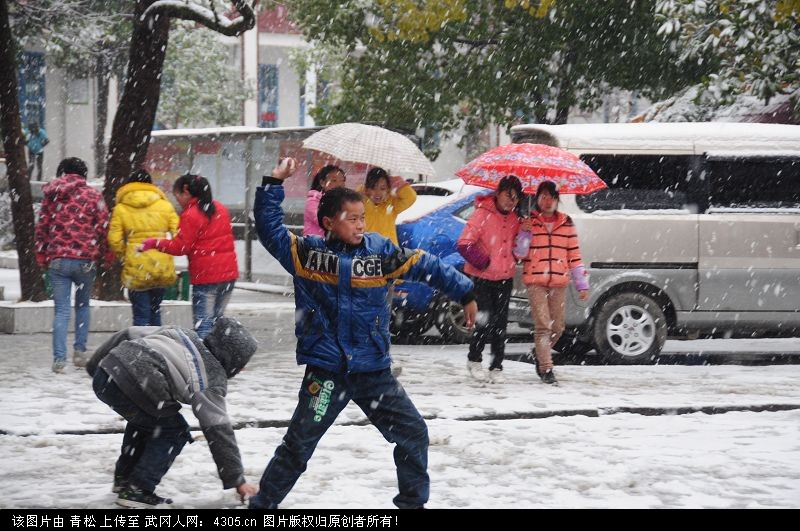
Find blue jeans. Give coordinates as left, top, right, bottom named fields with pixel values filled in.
left=49, top=258, right=96, bottom=362
left=250, top=366, right=429, bottom=509
left=191, top=281, right=235, bottom=338
left=93, top=368, right=193, bottom=493
left=129, top=288, right=166, bottom=326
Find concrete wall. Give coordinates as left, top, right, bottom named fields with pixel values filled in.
left=0, top=300, right=192, bottom=334
left=42, top=68, right=101, bottom=180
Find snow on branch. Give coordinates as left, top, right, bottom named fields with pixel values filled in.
left=141, top=1, right=256, bottom=36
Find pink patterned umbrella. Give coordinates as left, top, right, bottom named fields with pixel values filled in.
left=455, top=143, right=606, bottom=194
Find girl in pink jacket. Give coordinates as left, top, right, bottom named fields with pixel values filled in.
left=303, top=165, right=346, bottom=237
left=456, top=175, right=523, bottom=383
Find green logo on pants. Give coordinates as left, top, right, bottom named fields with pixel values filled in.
left=310, top=378, right=335, bottom=422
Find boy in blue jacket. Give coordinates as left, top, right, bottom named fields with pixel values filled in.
left=250, top=158, right=477, bottom=509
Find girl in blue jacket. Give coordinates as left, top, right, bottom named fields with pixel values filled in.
left=250, top=158, right=477, bottom=509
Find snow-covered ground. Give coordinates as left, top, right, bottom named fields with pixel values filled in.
left=1, top=325, right=799, bottom=509
left=2, top=264, right=799, bottom=508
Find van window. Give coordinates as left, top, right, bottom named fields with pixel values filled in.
left=576, top=155, right=698, bottom=212
left=706, top=157, right=800, bottom=210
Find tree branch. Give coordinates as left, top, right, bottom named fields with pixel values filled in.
left=453, top=37, right=499, bottom=47
left=141, top=0, right=255, bottom=36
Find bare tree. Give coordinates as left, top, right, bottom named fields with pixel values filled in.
left=99, top=0, right=256, bottom=299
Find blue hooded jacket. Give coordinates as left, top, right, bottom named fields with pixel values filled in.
left=254, top=181, right=474, bottom=374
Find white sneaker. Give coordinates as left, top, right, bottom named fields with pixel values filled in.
left=488, top=368, right=504, bottom=384
left=467, top=361, right=487, bottom=382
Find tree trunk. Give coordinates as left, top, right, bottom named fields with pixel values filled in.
left=94, top=50, right=109, bottom=179
left=99, top=0, right=170, bottom=300
left=0, top=0, right=47, bottom=302
left=553, top=49, right=577, bottom=125
left=553, top=99, right=570, bottom=125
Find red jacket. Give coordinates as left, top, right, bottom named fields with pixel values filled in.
left=457, top=194, right=521, bottom=281
left=35, top=174, right=110, bottom=265
left=156, top=199, right=238, bottom=285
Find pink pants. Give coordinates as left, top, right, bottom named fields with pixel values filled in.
left=526, top=285, right=567, bottom=372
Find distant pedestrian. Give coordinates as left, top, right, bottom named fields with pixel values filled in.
left=514, top=181, right=589, bottom=385
left=139, top=174, right=238, bottom=338
left=34, top=157, right=110, bottom=373
left=303, top=165, right=346, bottom=237
left=108, top=170, right=180, bottom=326
left=87, top=317, right=259, bottom=508
left=24, top=122, right=49, bottom=180
left=457, top=175, right=523, bottom=384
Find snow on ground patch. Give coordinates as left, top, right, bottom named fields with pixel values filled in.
left=0, top=411, right=798, bottom=508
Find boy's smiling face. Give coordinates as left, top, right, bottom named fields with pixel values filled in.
left=323, top=200, right=366, bottom=245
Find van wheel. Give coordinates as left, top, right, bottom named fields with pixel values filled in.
left=592, top=293, right=667, bottom=364
left=434, top=296, right=472, bottom=344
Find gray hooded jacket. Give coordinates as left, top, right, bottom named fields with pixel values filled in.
left=87, top=319, right=257, bottom=489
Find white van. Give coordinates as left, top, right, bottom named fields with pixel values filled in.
left=508, top=122, right=800, bottom=363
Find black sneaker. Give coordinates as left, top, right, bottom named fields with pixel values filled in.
left=532, top=353, right=542, bottom=378
left=541, top=369, right=558, bottom=385
left=112, top=476, right=128, bottom=494
left=116, top=487, right=173, bottom=508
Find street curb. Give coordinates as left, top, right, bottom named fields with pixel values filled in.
left=5, top=403, right=799, bottom=436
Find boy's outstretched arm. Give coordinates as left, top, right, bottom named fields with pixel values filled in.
left=253, top=158, right=299, bottom=275
left=383, top=245, right=478, bottom=328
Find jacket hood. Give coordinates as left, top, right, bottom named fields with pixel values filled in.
left=307, top=189, right=323, bottom=199
left=116, top=182, right=169, bottom=209
left=474, top=192, right=510, bottom=215
left=203, top=317, right=258, bottom=378
left=42, top=174, right=90, bottom=201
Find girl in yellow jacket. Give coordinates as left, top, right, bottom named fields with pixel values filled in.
left=108, top=170, right=180, bottom=326
left=360, top=167, right=417, bottom=245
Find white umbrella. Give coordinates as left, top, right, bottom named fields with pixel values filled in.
left=302, top=122, right=436, bottom=177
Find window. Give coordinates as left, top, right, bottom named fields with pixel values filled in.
left=455, top=203, right=475, bottom=221
left=299, top=83, right=305, bottom=127
left=576, top=154, right=700, bottom=212
left=412, top=185, right=452, bottom=197
left=258, top=64, right=278, bottom=128
left=706, top=157, right=800, bottom=210
left=17, top=52, right=46, bottom=126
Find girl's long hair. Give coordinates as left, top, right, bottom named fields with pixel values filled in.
left=174, top=173, right=216, bottom=219
left=310, top=165, right=344, bottom=192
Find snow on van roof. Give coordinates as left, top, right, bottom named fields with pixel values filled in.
left=510, top=122, right=800, bottom=155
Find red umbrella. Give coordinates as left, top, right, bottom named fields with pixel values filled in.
left=455, top=143, right=606, bottom=195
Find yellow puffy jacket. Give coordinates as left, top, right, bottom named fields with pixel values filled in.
left=108, top=182, right=180, bottom=290
left=359, top=178, right=417, bottom=246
